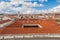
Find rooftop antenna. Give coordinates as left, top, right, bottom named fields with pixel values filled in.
left=18, top=11, right=20, bottom=17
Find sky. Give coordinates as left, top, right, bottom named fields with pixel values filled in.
left=0, top=0, right=60, bottom=14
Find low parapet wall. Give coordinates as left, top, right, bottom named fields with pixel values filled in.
left=0, top=34, right=60, bottom=39
left=0, top=20, right=15, bottom=28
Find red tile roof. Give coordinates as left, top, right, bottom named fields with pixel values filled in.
left=0, top=19, right=60, bottom=34
left=0, top=20, right=10, bottom=24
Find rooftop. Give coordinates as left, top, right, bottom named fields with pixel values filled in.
left=0, top=14, right=60, bottom=34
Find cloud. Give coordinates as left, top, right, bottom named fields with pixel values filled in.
left=51, top=5, right=60, bottom=13
left=0, top=0, right=45, bottom=14
left=0, top=0, right=24, bottom=13
left=39, top=4, right=44, bottom=7
left=39, top=0, right=48, bottom=2
left=44, top=5, right=60, bottom=13
left=24, top=0, right=37, bottom=2
left=23, top=2, right=44, bottom=8
left=57, top=0, right=60, bottom=2
left=0, top=2, right=11, bottom=9
left=22, top=5, right=60, bottom=14
left=31, top=5, right=60, bottom=14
